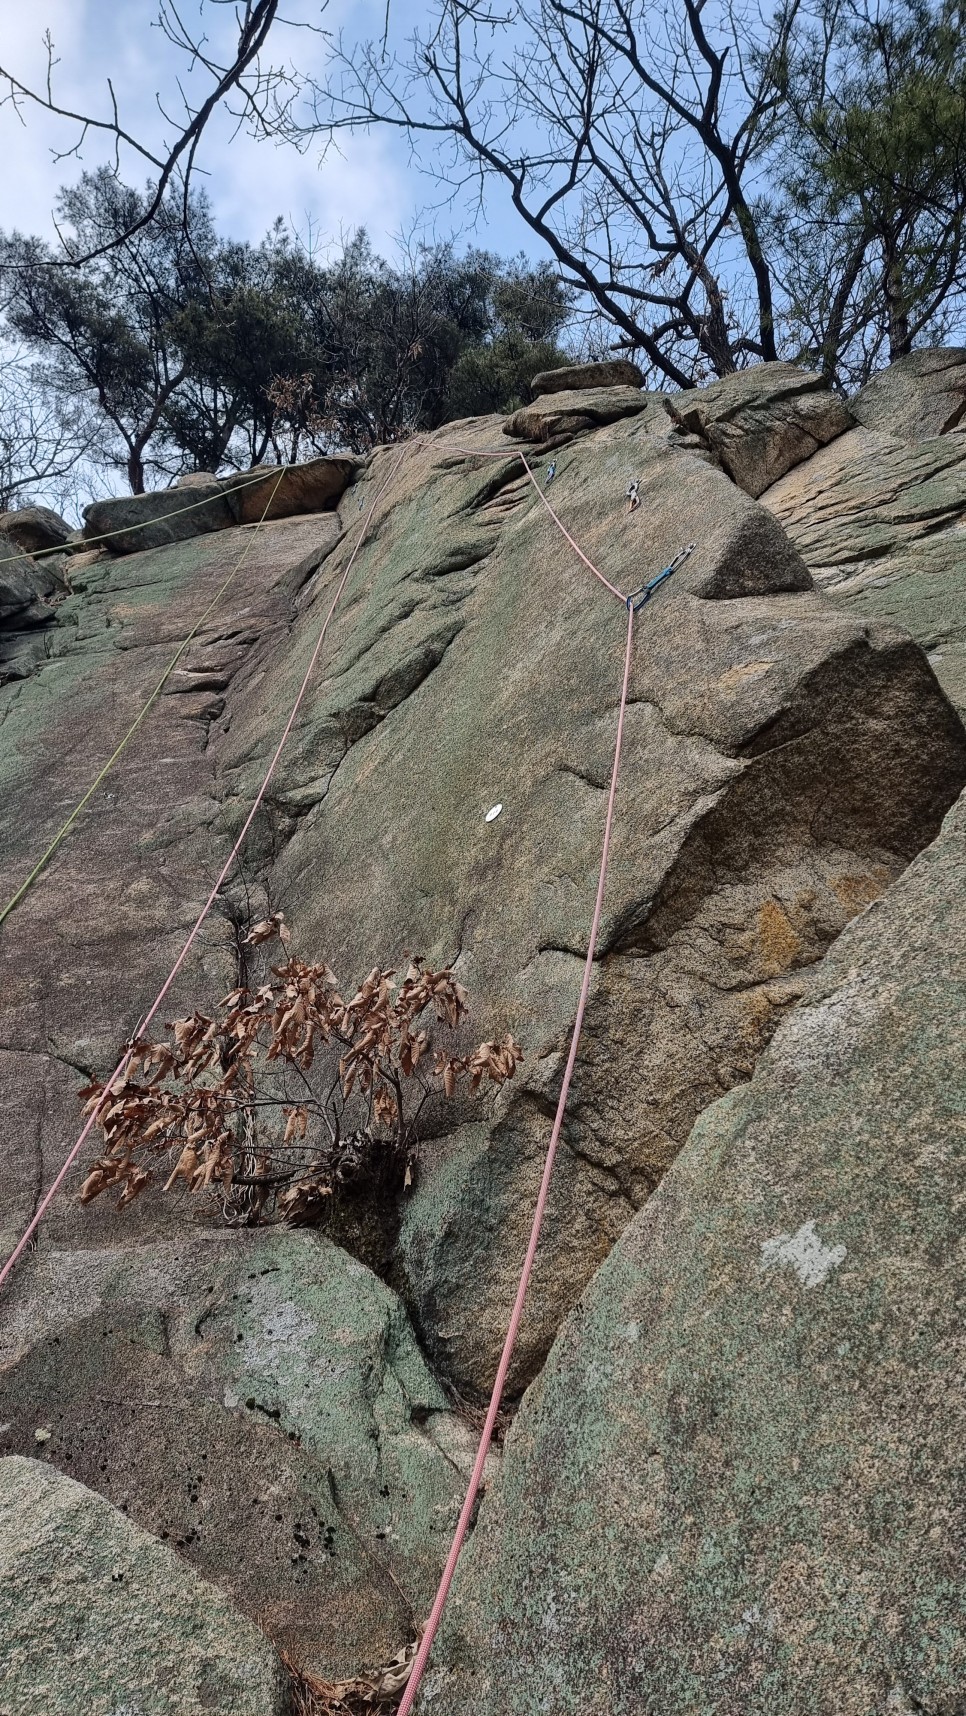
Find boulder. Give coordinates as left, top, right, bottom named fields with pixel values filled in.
left=0, top=1231, right=472, bottom=1680
left=424, top=784, right=966, bottom=1715
left=0, top=533, right=66, bottom=682
left=83, top=479, right=237, bottom=554
left=0, top=504, right=71, bottom=554
left=83, top=456, right=360, bottom=555
left=229, top=455, right=360, bottom=524
left=529, top=358, right=644, bottom=396
left=0, top=1454, right=287, bottom=1715
left=665, top=362, right=854, bottom=498
left=851, top=346, right=966, bottom=441
left=503, top=384, right=653, bottom=442
left=762, top=416, right=966, bottom=715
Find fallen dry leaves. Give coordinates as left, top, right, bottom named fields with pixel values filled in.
left=284, top=1639, right=419, bottom=1715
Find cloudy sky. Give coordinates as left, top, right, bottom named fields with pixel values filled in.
left=0, top=0, right=534, bottom=260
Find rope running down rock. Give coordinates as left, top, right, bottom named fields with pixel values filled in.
left=397, top=440, right=642, bottom=1715
left=0, top=443, right=412, bottom=1290
left=2, top=435, right=681, bottom=1713
left=0, top=466, right=288, bottom=930
left=0, top=465, right=298, bottom=569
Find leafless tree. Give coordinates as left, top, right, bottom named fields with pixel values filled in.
left=0, top=1, right=312, bottom=264
left=0, top=340, right=100, bottom=515
left=312, top=0, right=805, bottom=387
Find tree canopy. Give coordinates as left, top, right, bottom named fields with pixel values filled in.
left=773, top=0, right=966, bottom=385
left=1, top=0, right=965, bottom=507
left=0, top=171, right=572, bottom=497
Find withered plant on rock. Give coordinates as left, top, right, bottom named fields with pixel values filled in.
left=78, top=914, right=522, bottom=1225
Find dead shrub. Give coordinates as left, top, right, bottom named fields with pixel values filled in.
left=77, top=915, right=522, bottom=1225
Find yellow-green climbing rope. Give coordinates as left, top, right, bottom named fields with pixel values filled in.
left=0, top=466, right=289, bottom=929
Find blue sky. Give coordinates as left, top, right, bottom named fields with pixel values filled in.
left=0, top=0, right=539, bottom=262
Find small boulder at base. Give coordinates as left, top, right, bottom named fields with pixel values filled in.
left=0, top=505, right=71, bottom=555
left=529, top=358, right=644, bottom=396
left=665, top=361, right=854, bottom=497
left=0, top=1455, right=288, bottom=1716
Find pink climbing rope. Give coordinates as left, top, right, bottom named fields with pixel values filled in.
left=441, top=441, right=627, bottom=603
left=397, top=462, right=636, bottom=1711
left=516, top=449, right=626, bottom=602
left=0, top=443, right=412, bottom=1292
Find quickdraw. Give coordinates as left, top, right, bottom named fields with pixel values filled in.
left=626, top=541, right=695, bottom=611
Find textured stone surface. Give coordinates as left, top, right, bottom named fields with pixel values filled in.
left=762, top=423, right=966, bottom=714
left=0, top=533, right=66, bottom=682
left=2, top=379, right=966, bottom=1684
left=666, top=361, right=854, bottom=497
left=3, top=413, right=964, bottom=1393
left=0, top=1231, right=471, bottom=1679
left=0, top=1455, right=287, bottom=1716
left=231, top=454, right=361, bottom=524
left=529, top=358, right=644, bottom=396
left=0, top=510, right=342, bottom=1265
left=502, top=383, right=653, bottom=442
left=424, top=786, right=966, bottom=1715
left=267, top=421, right=964, bottom=1397
left=851, top=345, right=966, bottom=440
left=83, top=455, right=359, bottom=555
left=0, top=504, right=71, bottom=554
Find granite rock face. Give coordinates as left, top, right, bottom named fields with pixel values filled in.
left=762, top=362, right=966, bottom=715
left=422, top=784, right=966, bottom=1715
left=666, top=361, right=855, bottom=497
left=0, top=1455, right=288, bottom=1716
left=1, top=376, right=965, bottom=1694
left=0, top=1231, right=472, bottom=1679
left=850, top=345, right=966, bottom=440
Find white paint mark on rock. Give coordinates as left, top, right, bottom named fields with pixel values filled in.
left=485, top=803, right=503, bottom=822
left=760, top=1219, right=846, bottom=1289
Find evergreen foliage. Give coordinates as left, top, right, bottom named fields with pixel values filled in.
left=0, top=172, right=572, bottom=495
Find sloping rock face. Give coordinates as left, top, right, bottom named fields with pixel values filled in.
left=0, top=1232, right=470, bottom=1679
left=1, top=371, right=965, bottom=1687
left=422, top=783, right=966, bottom=1715
left=292, top=423, right=962, bottom=1398
left=666, top=361, right=855, bottom=497
left=763, top=355, right=966, bottom=715
left=1, top=1455, right=287, bottom=1715
left=850, top=345, right=966, bottom=439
